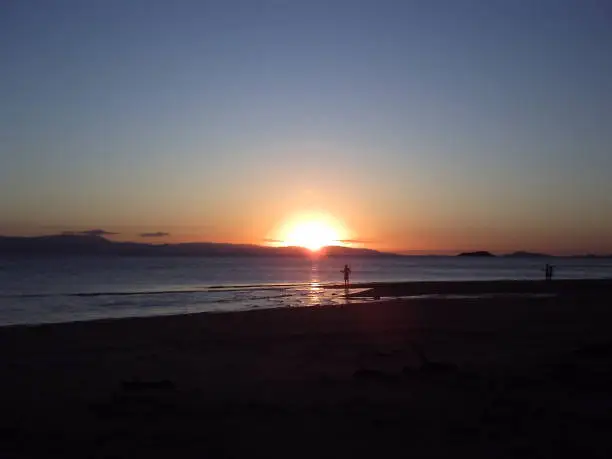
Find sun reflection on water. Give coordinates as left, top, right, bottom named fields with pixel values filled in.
left=307, top=263, right=324, bottom=306
left=287, top=262, right=355, bottom=308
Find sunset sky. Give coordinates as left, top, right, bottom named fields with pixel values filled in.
left=1, top=0, right=611, bottom=254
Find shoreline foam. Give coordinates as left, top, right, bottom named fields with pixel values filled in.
left=1, top=278, right=611, bottom=328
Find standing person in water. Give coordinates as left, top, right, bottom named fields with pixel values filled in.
left=341, top=264, right=352, bottom=287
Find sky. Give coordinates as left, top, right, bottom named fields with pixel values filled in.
left=1, top=0, right=611, bottom=254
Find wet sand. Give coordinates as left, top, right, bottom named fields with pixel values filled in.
left=1, top=279, right=612, bottom=458
left=332, top=278, right=612, bottom=297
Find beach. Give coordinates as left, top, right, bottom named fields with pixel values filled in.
left=1, top=279, right=612, bottom=458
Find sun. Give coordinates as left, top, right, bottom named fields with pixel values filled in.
left=284, top=220, right=340, bottom=251
left=272, top=212, right=348, bottom=252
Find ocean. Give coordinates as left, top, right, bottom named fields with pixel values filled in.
left=1, top=256, right=611, bottom=326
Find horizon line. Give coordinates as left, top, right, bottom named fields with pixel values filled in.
left=1, top=233, right=611, bottom=257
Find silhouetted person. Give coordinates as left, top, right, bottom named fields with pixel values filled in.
left=544, top=263, right=555, bottom=281
left=341, top=264, right=351, bottom=287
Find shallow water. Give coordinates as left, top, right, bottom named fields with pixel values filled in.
left=0, top=256, right=610, bottom=326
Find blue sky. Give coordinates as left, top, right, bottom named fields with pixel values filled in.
left=1, top=0, right=611, bottom=253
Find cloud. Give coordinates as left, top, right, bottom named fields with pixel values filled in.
left=263, top=238, right=284, bottom=243
left=337, top=239, right=372, bottom=244
left=140, top=232, right=170, bottom=238
left=63, top=229, right=119, bottom=237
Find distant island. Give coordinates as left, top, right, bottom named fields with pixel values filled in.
left=0, top=234, right=397, bottom=257
left=457, top=251, right=495, bottom=257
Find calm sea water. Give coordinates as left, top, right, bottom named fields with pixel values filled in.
left=1, top=256, right=611, bottom=326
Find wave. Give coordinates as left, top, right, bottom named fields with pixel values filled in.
left=4, top=281, right=344, bottom=300
left=0, top=283, right=325, bottom=300
left=0, top=290, right=201, bottom=299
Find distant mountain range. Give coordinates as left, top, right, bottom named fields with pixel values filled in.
left=0, top=234, right=397, bottom=257
left=458, top=250, right=553, bottom=258
left=1, top=235, right=609, bottom=258
left=457, top=251, right=496, bottom=257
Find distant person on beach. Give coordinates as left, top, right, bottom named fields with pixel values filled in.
left=544, top=264, right=555, bottom=281
left=341, top=264, right=351, bottom=287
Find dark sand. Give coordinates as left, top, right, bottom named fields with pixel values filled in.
left=1, top=279, right=612, bottom=458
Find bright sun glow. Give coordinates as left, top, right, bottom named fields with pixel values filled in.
left=284, top=220, right=340, bottom=251
left=273, top=212, right=349, bottom=251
